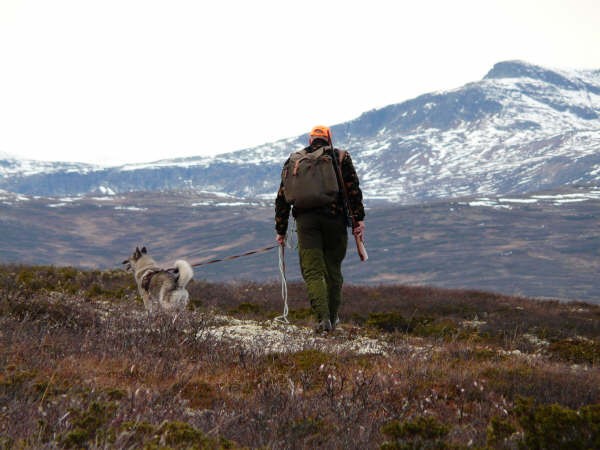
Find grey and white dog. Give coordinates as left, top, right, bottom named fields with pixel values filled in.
left=122, top=246, right=194, bottom=312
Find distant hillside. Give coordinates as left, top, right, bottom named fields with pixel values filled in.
left=1, top=187, right=599, bottom=303
left=1, top=60, right=599, bottom=202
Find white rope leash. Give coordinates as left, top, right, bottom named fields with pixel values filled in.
left=274, top=244, right=289, bottom=323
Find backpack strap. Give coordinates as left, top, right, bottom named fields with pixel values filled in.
left=318, top=145, right=346, bottom=164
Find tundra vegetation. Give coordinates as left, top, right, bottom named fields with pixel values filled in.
left=0, top=264, right=599, bottom=449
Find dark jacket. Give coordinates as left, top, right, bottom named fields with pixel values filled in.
left=275, top=139, right=365, bottom=236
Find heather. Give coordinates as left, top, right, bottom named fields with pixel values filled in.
left=1, top=264, right=599, bottom=449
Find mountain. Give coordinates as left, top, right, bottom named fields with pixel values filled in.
left=1, top=60, right=599, bottom=202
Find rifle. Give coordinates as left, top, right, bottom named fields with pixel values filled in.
left=327, top=132, right=368, bottom=262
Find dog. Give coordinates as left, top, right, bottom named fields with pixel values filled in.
left=122, top=246, right=194, bottom=313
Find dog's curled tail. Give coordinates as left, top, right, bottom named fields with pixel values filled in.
left=174, top=260, right=194, bottom=288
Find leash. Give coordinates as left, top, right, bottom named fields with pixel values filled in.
left=182, top=243, right=291, bottom=324
left=188, top=244, right=279, bottom=268
left=274, top=244, right=289, bottom=323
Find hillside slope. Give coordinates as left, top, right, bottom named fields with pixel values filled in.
left=1, top=267, right=598, bottom=448
left=1, top=187, right=599, bottom=302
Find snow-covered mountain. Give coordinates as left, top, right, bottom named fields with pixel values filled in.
left=1, top=60, right=599, bottom=203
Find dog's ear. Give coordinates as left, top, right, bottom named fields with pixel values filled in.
left=134, top=247, right=142, bottom=259
left=141, top=246, right=147, bottom=254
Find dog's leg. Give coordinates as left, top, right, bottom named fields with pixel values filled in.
left=142, top=293, right=155, bottom=314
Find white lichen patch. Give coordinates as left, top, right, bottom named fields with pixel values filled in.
left=523, top=333, right=550, bottom=347
left=461, top=319, right=488, bottom=329
left=199, top=316, right=390, bottom=356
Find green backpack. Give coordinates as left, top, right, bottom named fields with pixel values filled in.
left=281, top=146, right=346, bottom=208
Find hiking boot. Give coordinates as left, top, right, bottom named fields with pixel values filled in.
left=314, top=319, right=332, bottom=334
left=331, top=315, right=340, bottom=331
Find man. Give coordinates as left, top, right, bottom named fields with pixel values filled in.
left=275, top=125, right=365, bottom=333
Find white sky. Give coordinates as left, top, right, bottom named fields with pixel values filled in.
left=1, top=0, right=599, bottom=166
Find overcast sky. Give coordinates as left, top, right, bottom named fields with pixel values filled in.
left=1, top=0, right=599, bottom=166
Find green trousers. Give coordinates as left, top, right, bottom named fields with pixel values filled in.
left=296, top=212, right=348, bottom=323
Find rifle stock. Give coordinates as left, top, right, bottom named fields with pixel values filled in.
left=356, top=238, right=368, bottom=261
left=350, top=216, right=368, bottom=261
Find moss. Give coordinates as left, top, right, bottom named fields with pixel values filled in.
left=16, top=268, right=44, bottom=290
left=61, top=428, right=91, bottom=449
left=159, top=421, right=216, bottom=447
left=366, top=312, right=410, bottom=333
left=59, top=401, right=117, bottom=448
left=349, top=312, right=367, bottom=326
left=57, top=266, right=79, bottom=280
left=33, top=379, right=64, bottom=399
left=291, top=349, right=332, bottom=372
left=380, top=416, right=451, bottom=449
left=0, top=368, right=37, bottom=385
left=0, top=368, right=37, bottom=397
left=548, top=337, right=600, bottom=365
left=472, top=347, right=498, bottom=361
left=120, top=420, right=157, bottom=444
left=365, top=312, right=468, bottom=341
left=514, top=397, right=600, bottom=449
left=0, top=436, right=15, bottom=449
left=86, top=282, right=132, bottom=299
left=86, top=283, right=105, bottom=297
left=265, top=349, right=333, bottom=382
left=413, top=319, right=462, bottom=340
left=105, top=387, right=127, bottom=401
left=121, top=420, right=236, bottom=449
left=486, top=416, right=517, bottom=447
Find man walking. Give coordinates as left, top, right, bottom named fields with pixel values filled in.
left=275, top=125, right=365, bottom=333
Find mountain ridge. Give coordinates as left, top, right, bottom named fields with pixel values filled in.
left=1, top=60, right=599, bottom=203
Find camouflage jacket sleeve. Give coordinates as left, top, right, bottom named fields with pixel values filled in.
left=274, top=158, right=291, bottom=235
left=341, top=151, right=365, bottom=221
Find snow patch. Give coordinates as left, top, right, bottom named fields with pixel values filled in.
left=499, top=198, right=539, bottom=204
left=97, top=186, right=116, bottom=196
left=114, top=206, right=148, bottom=211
